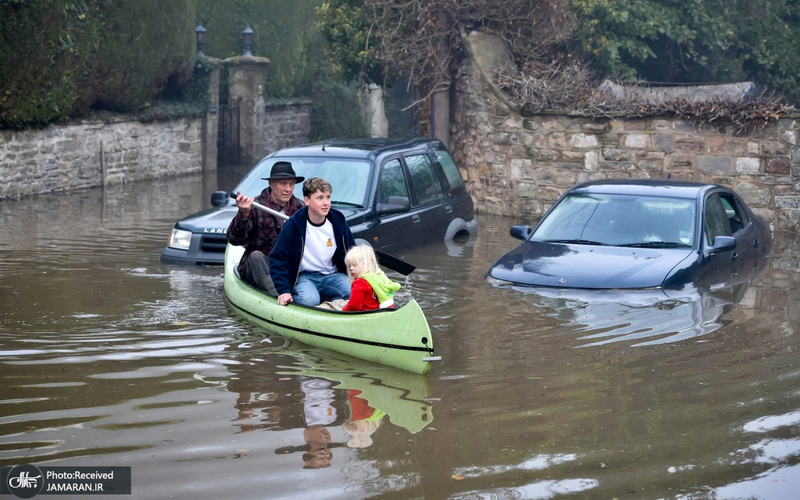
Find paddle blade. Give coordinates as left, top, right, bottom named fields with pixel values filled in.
left=375, top=249, right=415, bottom=276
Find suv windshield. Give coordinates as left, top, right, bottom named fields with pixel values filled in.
left=234, top=158, right=373, bottom=207
left=533, top=193, right=696, bottom=247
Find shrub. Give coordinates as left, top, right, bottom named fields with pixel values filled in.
left=309, top=77, right=366, bottom=141
left=0, top=0, right=93, bottom=128
left=1, top=0, right=197, bottom=128
left=84, top=0, right=196, bottom=113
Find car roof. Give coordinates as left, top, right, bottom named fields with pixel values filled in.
left=268, top=137, right=440, bottom=161
left=571, top=178, right=718, bottom=199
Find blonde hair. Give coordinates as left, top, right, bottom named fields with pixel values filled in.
left=344, top=245, right=383, bottom=282
left=343, top=419, right=381, bottom=448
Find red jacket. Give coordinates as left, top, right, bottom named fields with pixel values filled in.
left=342, top=278, right=380, bottom=311
left=347, top=389, right=374, bottom=420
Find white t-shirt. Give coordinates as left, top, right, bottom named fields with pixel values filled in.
left=300, top=378, right=337, bottom=426
left=299, top=218, right=337, bottom=274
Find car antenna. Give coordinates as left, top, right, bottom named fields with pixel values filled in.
left=321, top=141, right=326, bottom=152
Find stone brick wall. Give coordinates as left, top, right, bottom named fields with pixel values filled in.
left=0, top=100, right=313, bottom=201
left=450, top=34, right=800, bottom=233
left=0, top=117, right=203, bottom=200
left=257, top=101, right=312, bottom=159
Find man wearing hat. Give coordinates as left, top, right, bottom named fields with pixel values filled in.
left=226, top=161, right=305, bottom=294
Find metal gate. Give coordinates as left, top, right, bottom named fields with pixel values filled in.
left=217, top=98, right=241, bottom=166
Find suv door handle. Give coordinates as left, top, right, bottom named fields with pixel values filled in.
left=412, top=214, right=421, bottom=223
left=445, top=205, right=453, bottom=214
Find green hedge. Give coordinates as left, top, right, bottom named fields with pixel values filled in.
left=1, top=0, right=91, bottom=127
left=85, top=0, right=196, bottom=113
left=1, top=0, right=375, bottom=139
left=309, top=77, right=366, bottom=141
left=1, top=0, right=197, bottom=129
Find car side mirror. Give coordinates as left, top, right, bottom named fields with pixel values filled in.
left=210, top=191, right=228, bottom=207
left=510, top=225, right=532, bottom=241
left=377, top=196, right=410, bottom=216
left=708, top=235, right=736, bottom=254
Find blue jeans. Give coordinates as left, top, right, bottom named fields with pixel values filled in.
left=293, top=271, right=351, bottom=306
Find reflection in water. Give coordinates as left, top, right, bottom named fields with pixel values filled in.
left=224, top=337, right=435, bottom=473
left=275, top=347, right=434, bottom=434
left=488, top=253, right=766, bottom=347
left=1, top=176, right=799, bottom=499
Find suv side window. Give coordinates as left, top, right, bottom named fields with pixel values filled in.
left=406, top=154, right=444, bottom=204
left=378, top=158, right=410, bottom=204
left=434, top=149, right=465, bottom=193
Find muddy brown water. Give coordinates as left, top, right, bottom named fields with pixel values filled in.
left=1, top=170, right=799, bottom=499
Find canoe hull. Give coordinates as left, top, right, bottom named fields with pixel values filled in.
left=223, top=244, right=435, bottom=375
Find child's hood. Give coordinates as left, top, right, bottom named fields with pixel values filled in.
left=361, top=272, right=401, bottom=302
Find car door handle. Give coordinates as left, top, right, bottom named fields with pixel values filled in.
left=753, top=239, right=760, bottom=247
left=445, top=204, right=453, bottom=214
left=731, top=251, right=739, bottom=260
left=412, top=214, right=421, bottom=223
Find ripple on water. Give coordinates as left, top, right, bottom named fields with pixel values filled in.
left=2, top=187, right=800, bottom=498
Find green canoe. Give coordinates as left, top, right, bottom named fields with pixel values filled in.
left=223, top=244, right=438, bottom=375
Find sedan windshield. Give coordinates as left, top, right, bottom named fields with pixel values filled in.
left=234, top=158, right=373, bottom=208
left=533, top=193, right=696, bottom=247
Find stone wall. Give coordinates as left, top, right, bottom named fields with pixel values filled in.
left=0, top=100, right=313, bottom=201
left=0, top=117, right=203, bottom=200
left=450, top=32, right=800, bottom=233
left=257, top=101, right=312, bottom=159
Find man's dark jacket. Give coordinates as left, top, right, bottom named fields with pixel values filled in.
left=225, top=188, right=304, bottom=276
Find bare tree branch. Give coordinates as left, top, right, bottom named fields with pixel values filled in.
left=363, top=0, right=794, bottom=133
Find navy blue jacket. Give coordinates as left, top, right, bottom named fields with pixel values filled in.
left=268, top=207, right=356, bottom=295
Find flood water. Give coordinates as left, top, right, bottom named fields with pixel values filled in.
left=1, top=168, right=799, bottom=499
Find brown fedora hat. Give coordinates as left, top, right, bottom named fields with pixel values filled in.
left=262, top=161, right=305, bottom=183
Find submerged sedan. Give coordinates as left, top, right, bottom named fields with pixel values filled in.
left=487, top=179, right=771, bottom=291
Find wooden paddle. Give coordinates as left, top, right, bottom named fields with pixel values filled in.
left=230, top=192, right=416, bottom=276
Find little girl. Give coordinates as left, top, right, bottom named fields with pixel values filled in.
left=342, top=245, right=401, bottom=312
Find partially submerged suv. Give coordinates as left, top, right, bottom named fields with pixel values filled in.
left=161, top=137, right=477, bottom=265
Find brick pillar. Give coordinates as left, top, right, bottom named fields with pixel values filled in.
left=201, top=58, right=221, bottom=172
left=432, top=89, right=450, bottom=150
left=225, top=55, right=271, bottom=165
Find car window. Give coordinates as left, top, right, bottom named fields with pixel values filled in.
left=406, top=154, right=444, bottom=204
left=533, top=195, right=604, bottom=240
left=719, top=192, right=749, bottom=234
left=378, top=158, right=410, bottom=204
left=434, top=149, right=465, bottom=193
left=637, top=199, right=695, bottom=245
left=704, top=193, right=731, bottom=245
left=234, top=158, right=372, bottom=208
left=533, top=193, right=695, bottom=246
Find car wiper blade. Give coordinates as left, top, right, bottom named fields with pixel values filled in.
left=620, top=241, right=692, bottom=248
left=332, top=201, right=364, bottom=208
left=545, top=239, right=607, bottom=246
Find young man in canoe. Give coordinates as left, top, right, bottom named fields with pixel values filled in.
left=269, top=177, right=356, bottom=307
left=226, top=161, right=305, bottom=295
